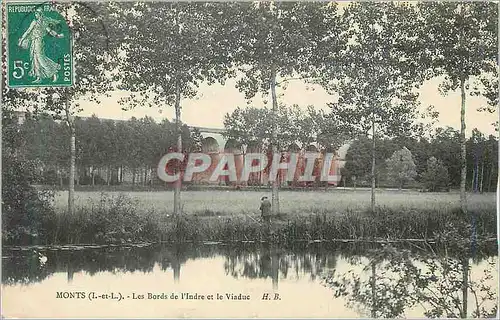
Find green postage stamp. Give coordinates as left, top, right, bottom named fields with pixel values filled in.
left=6, top=2, right=73, bottom=88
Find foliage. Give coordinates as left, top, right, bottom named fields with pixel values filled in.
left=416, top=1, right=498, bottom=212
left=323, top=2, right=421, bottom=139
left=2, top=2, right=118, bottom=216
left=109, top=1, right=236, bottom=214
left=421, top=157, right=450, bottom=192
left=47, top=191, right=498, bottom=245
left=326, top=245, right=497, bottom=318
left=343, top=137, right=402, bottom=184
left=228, top=2, right=345, bottom=101
left=50, top=193, right=162, bottom=244
left=223, top=106, right=272, bottom=148
left=416, top=2, right=498, bottom=92
left=19, top=115, right=201, bottom=185
left=341, top=129, right=497, bottom=190
left=385, top=147, right=417, bottom=189
left=111, top=2, right=233, bottom=108
left=318, top=2, right=423, bottom=211
left=32, top=2, right=115, bottom=117
left=1, top=111, right=57, bottom=245
left=223, top=104, right=336, bottom=151
left=223, top=1, right=346, bottom=214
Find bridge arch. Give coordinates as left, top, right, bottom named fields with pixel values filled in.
left=201, top=137, right=220, bottom=153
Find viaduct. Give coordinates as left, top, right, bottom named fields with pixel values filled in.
left=192, top=126, right=349, bottom=186
left=13, top=111, right=349, bottom=186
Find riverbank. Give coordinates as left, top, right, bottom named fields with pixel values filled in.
left=3, top=191, right=497, bottom=249
left=52, top=189, right=496, bottom=216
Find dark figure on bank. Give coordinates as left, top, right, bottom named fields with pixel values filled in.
left=260, top=196, right=272, bottom=223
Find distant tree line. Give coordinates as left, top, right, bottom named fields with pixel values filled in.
left=224, top=104, right=342, bottom=152
left=224, top=105, right=498, bottom=192
left=15, top=109, right=499, bottom=193
left=341, top=127, right=498, bottom=192
left=19, top=114, right=203, bottom=187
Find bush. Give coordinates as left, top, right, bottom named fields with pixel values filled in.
left=41, top=169, right=60, bottom=185
left=2, top=154, right=56, bottom=245
left=52, top=192, right=163, bottom=244
left=1, top=110, right=58, bottom=245
left=421, top=157, right=450, bottom=192
left=78, top=174, right=106, bottom=186
left=385, top=147, right=418, bottom=189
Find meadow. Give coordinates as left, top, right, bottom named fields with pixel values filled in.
left=53, top=189, right=496, bottom=217
left=8, top=188, right=490, bottom=246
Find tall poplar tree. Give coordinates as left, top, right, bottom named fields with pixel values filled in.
left=320, top=2, right=421, bottom=213
left=417, top=2, right=498, bottom=213
left=111, top=2, right=233, bottom=215
left=227, top=2, right=345, bottom=214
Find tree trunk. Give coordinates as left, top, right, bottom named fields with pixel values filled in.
left=132, top=168, right=136, bottom=188
left=68, top=119, right=75, bottom=215
left=371, top=119, right=376, bottom=213
left=270, top=65, right=279, bottom=215
left=149, top=167, right=153, bottom=186
left=479, top=160, right=484, bottom=193
left=119, top=165, right=123, bottom=184
left=371, top=261, right=377, bottom=318
left=142, top=167, right=146, bottom=186
left=459, top=77, right=467, bottom=213
left=471, top=163, right=475, bottom=192
left=76, top=166, right=79, bottom=186
left=474, top=158, right=479, bottom=192
left=107, top=166, right=111, bottom=186
left=461, top=257, right=469, bottom=318
left=271, top=248, right=279, bottom=290
left=487, top=165, right=493, bottom=192
left=57, top=166, right=63, bottom=187
left=173, top=80, right=182, bottom=215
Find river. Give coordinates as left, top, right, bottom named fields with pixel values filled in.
left=2, top=243, right=498, bottom=318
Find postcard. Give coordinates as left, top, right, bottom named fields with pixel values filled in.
left=1, top=1, right=498, bottom=318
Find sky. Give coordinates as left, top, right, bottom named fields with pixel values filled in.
left=5, top=0, right=497, bottom=138
left=76, top=76, right=498, bottom=138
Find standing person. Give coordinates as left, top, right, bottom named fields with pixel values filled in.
left=260, top=196, right=272, bottom=223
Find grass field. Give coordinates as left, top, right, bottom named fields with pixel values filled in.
left=53, top=189, right=497, bottom=216
left=5, top=188, right=493, bottom=246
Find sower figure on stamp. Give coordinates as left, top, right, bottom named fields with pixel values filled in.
left=260, top=196, right=272, bottom=223
left=18, top=7, right=64, bottom=84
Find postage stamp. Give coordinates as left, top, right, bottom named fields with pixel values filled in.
left=6, top=2, right=73, bottom=88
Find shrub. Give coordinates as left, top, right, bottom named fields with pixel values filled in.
left=2, top=151, right=56, bottom=245
left=385, top=147, right=418, bottom=189
left=421, top=157, right=450, bottom=192
left=52, top=193, right=163, bottom=244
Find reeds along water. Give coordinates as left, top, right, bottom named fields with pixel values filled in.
left=2, top=191, right=497, bottom=246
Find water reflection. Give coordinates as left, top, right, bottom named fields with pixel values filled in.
left=223, top=244, right=340, bottom=289
left=325, top=246, right=498, bottom=318
left=2, top=245, right=215, bottom=285
left=1, top=243, right=376, bottom=286
left=2, top=243, right=498, bottom=318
